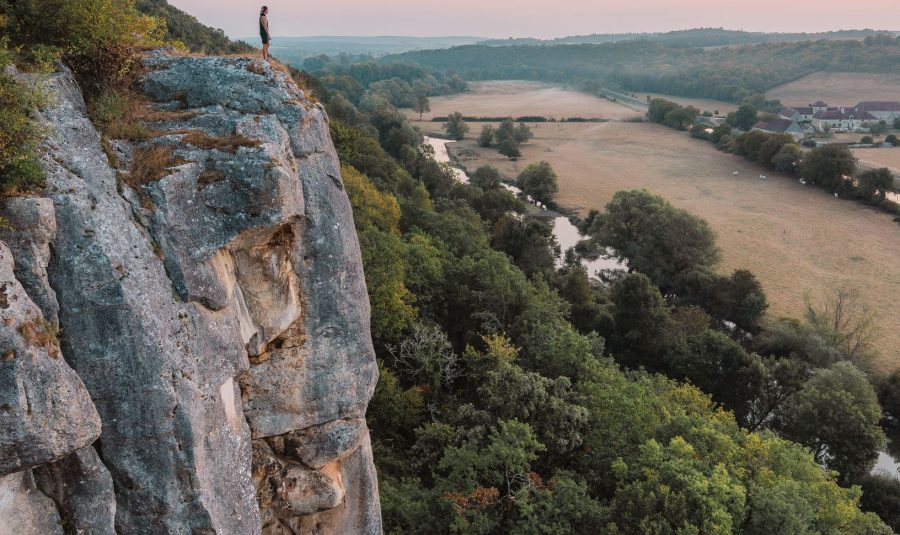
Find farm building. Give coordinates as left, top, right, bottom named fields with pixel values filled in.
left=752, top=118, right=805, bottom=138
left=853, top=101, right=900, bottom=122
left=812, top=109, right=878, bottom=132
left=779, top=106, right=815, bottom=122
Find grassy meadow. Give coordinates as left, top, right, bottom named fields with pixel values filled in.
left=412, top=81, right=900, bottom=372
left=766, top=72, right=900, bottom=105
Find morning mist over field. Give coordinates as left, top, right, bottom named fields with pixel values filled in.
left=169, top=0, right=900, bottom=38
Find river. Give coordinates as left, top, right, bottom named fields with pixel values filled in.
left=874, top=428, right=900, bottom=480
left=424, top=137, right=625, bottom=276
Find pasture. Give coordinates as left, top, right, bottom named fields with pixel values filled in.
left=854, top=147, right=900, bottom=176
left=407, top=80, right=643, bottom=121
left=767, top=72, right=900, bottom=105
left=415, top=111, right=900, bottom=372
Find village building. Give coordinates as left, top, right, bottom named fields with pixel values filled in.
left=779, top=106, right=817, bottom=123
left=752, top=118, right=805, bottom=138
left=811, top=108, right=878, bottom=132
left=854, top=101, right=900, bottom=122
left=811, top=101, right=829, bottom=114
left=783, top=100, right=900, bottom=132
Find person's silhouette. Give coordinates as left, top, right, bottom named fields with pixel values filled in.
left=259, top=6, right=271, bottom=60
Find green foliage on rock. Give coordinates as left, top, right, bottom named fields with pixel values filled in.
left=0, top=41, right=45, bottom=194
left=1, top=0, right=164, bottom=96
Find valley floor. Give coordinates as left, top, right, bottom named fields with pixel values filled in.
left=411, top=83, right=900, bottom=371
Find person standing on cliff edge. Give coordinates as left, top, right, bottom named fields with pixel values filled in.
left=259, top=6, right=271, bottom=60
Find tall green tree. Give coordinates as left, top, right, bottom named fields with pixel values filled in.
left=414, top=92, right=430, bottom=120
left=444, top=111, right=469, bottom=140
left=728, top=102, right=759, bottom=131
left=800, top=144, right=856, bottom=192
left=590, top=189, right=719, bottom=292
left=516, top=161, right=559, bottom=204
left=773, top=362, right=886, bottom=483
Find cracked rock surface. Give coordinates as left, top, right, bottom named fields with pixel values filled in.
left=0, top=51, right=381, bottom=534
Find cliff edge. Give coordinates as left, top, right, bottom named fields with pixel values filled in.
left=0, top=51, right=381, bottom=534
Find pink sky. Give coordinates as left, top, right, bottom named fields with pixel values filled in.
left=169, top=0, right=900, bottom=39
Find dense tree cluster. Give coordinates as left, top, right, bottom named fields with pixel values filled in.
left=315, top=58, right=894, bottom=532
left=476, top=118, right=533, bottom=159
left=305, top=58, right=467, bottom=111
left=478, top=28, right=892, bottom=49
left=647, top=98, right=699, bottom=130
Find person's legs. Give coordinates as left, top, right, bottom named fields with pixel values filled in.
left=263, top=42, right=270, bottom=60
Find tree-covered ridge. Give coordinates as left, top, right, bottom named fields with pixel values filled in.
left=388, top=36, right=900, bottom=102
left=309, top=49, right=896, bottom=532
left=135, top=0, right=255, bottom=54
left=477, top=28, right=897, bottom=48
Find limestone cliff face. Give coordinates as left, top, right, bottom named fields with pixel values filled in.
left=0, top=52, right=381, bottom=534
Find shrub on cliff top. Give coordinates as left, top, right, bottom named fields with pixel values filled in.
left=0, top=0, right=164, bottom=95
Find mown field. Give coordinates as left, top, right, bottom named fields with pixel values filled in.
left=766, top=72, right=900, bottom=105
left=413, top=92, right=900, bottom=372
left=855, top=147, right=900, bottom=174
left=406, top=80, right=642, bottom=121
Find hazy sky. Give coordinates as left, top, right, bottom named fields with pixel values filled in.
left=169, top=0, right=900, bottom=39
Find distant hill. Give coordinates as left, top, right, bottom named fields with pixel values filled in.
left=135, top=0, right=255, bottom=54
left=239, top=35, right=486, bottom=65
left=387, top=36, right=900, bottom=103
left=478, top=28, right=900, bottom=48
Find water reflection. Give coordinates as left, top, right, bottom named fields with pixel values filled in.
left=874, top=428, right=900, bottom=480
left=424, top=136, right=625, bottom=278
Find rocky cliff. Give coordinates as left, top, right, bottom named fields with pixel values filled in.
left=0, top=51, right=381, bottom=534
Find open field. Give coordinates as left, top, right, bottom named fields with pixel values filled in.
left=415, top=117, right=900, bottom=372
left=407, top=80, right=643, bottom=121
left=638, top=92, right=738, bottom=115
left=854, top=147, right=900, bottom=174
left=767, top=72, right=900, bottom=105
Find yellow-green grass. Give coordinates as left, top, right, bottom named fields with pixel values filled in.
left=767, top=72, right=900, bottom=106
left=417, top=118, right=900, bottom=373
left=408, top=80, right=642, bottom=121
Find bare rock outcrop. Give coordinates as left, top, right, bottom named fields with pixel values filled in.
left=0, top=51, right=381, bottom=534
left=0, top=241, right=100, bottom=476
